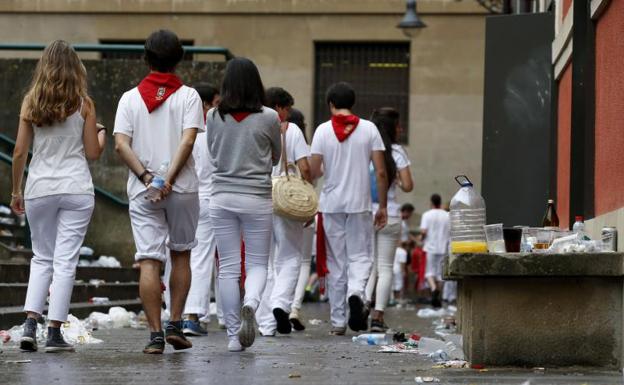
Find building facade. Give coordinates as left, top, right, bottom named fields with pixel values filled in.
left=552, top=0, right=624, bottom=247
left=0, top=0, right=488, bottom=221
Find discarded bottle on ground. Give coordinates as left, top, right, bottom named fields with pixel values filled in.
left=572, top=216, right=585, bottom=234
left=352, top=333, right=393, bottom=346
left=146, top=161, right=169, bottom=201
left=450, top=175, right=487, bottom=254
left=417, top=337, right=449, bottom=354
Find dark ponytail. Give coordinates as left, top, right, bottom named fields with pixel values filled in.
left=371, top=107, right=399, bottom=188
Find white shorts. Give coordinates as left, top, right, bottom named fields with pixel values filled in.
left=129, top=191, right=200, bottom=262
left=425, top=253, right=446, bottom=280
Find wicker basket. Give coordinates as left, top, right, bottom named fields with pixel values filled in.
left=272, top=130, right=318, bottom=222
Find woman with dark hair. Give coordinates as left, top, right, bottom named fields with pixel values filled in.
left=206, top=57, right=281, bottom=351
left=365, top=107, right=413, bottom=332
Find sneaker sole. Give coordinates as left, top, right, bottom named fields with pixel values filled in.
left=165, top=335, right=193, bottom=350
left=238, top=305, right=256, bottom=348
left=142, top=347, right=165, bottom=354
left=273, top=308, right=292, bottom=334
left=348, top=296, right=366, bottom=332
left=44, top=346, right=75, bottom=353
left=182, top=328, right=207, bottom=337
left=289, top=317, right=306, bottom=332
left=19, top=337, right=37, bottom=352
left=329, top=329, right=346, bottom=336
left=370, top=326, right=387, bottom=333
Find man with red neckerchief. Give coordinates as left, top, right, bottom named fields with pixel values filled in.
left=113, top=30, right=204, bottom=354
left=310, top=81, right=389, bottom=335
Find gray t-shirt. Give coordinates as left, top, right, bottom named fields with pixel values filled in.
left=205, top=107, right=281, bottom=198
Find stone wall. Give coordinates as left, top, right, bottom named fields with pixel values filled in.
left=0, top=59, right=225, bottom=264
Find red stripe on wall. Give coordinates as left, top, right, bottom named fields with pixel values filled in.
left=594, top=0, right=624, bottom=216
left=557, top=64, right=573, bottom=228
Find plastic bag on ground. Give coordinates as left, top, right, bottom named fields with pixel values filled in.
left=417, top=308, right=448, bottom=318
left=109, top=306, right=131, bottom=328
left=62, top=314, right=102, bottom=344
left=85, top=311, right=113, bottom=330
left=91, top=256, right=122, bottom=268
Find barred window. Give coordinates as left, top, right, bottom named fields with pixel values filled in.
left=314, top=42, right=410, bottom=143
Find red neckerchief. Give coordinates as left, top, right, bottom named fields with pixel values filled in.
left=231, top=112, right=252, bottom=122
left=316, top=213, right=329, bottom=295
left=331, top=114, right=360, bottom=142
left=137, top=72, right=183, bottom=113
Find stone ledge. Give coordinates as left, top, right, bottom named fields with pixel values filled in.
left=446, top=252, right=624, bottom=278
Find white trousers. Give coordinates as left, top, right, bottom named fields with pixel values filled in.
left=443, top=280, right=458, bottom=302
left=323, top=212, right=373, bottom=328
left=292, top=224, right=314, bottom=310
left=210, top=207, right=272, bottom=337
left=365, top=220, right=401, bottom=312
left=184, top=199, right=217, bottom=316
left=257, top=215, right=304, bottom=333
left=24, top=194, right=94, bottom=322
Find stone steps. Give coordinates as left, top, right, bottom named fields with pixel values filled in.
left=0, top=264, right=139, bottom=283
left=0, top=282, right=139, bottom=307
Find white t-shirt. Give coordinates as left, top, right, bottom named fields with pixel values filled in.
left=113, top=85, right=205, bottom=200
left=372, top=144, right=411, bottom=218
left=272, top=122, right=310, bottom=177
left=393, top=247, right=408, bottom=276
left=193, top=130, right=215, bottom=200
left=311, top=118, right=385, bottom=213
left=420, top=208, right=451, bottom=255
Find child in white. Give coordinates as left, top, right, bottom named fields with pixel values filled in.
left=420, top=194, right=451, bottom=309
left=310, top=82, right=388, bottom=334
left=11, top=40, right=104, bottom=352
left=392, top=245, right=408, bottom=296
left=182, top=84, right=220, bottom=336
left=257, top=88, right=310, bottom=335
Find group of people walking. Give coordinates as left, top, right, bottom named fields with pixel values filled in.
left=9, top=29, right=425, bottom=354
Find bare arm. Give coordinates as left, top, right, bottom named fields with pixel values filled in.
left=81, top=97, right=102, bottom=160
left=310, top=154, right=323, bottom=180
left=372, top=150, right=388, bottom=229
left=165, top=128, right=197, bottom=187
left=114, top=133, right=150, bottom=185
left=10, top=101, right=33, bottom=214
left=296, top=157, right=312, bottom=183
left=397, top=166, right=413, bottom=192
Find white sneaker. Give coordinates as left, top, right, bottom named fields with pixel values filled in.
left=228, top=336, right=244, bottom=352
left=238, top=305, right=256, bottom=348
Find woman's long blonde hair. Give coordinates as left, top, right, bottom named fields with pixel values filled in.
left=23, top=40, right=87, bottom=126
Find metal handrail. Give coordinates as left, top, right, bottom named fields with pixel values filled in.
left=0, top=133, right=129, bottom=207
left=0, top=43, right=235, bottom=60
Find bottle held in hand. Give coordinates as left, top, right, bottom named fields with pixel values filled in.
left=145, top=161, right=169, bottom=201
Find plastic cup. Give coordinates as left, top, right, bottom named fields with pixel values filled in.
left=534, top=228, right=555, bottom=252
left=503, top=227, right=523, bottom=252
left=484, top=224, right=506, bottom=253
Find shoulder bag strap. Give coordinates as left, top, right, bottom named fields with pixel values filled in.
left=280, top=121, right=289, bottom=177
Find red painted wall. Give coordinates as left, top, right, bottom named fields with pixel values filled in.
left=557, top=65, right=572, bottom=227
left=594, top=0, right=624, bottom=216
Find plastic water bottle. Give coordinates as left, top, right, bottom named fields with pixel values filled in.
left=572, top=216, right=585, bottom=234
left=146, top=161, right=169, bottom=201
left=450, top=175, right=487, bottom=254
left=352, top=333, right=393, bottom=346
left=417, top=337, right=448, bottom=354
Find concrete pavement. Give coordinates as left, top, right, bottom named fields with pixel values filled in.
left=0, top=303, right=622, bottom=385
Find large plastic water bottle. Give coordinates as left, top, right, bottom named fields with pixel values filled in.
left=352, top=333, right=393, bottom=346
left=145, top=161, right=169, bottom=201
left=450, top=175, right=487, bottom=254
